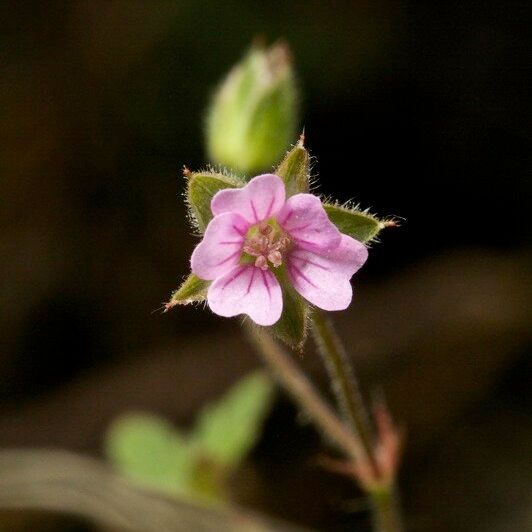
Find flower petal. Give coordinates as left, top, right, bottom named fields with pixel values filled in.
left=278, top=194, right=341, bottom=252
left=211, top=174, right=286, bottom=224
left=207, top=265, right=283, bottom=326
left=191, top=213, right=249, bottom=280
left=287, top=235, right=368, bottom=311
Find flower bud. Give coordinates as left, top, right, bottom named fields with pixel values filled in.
left=206, top=42, right=298, bottom=175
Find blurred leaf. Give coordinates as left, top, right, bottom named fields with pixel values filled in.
left=275, top=138, right=310, bottom=196
left=186, top=171, right=244, bottom=232
left=323, top=203, right=384, bottom=243
left=0, top=450, right=305, bottom=531
left=194, top=372, right=274, bottom=468
left=106, top=373, right=275, bottom=503
left=106, top=413, right=194, bottom=497
left=167, top=273, right=209, bottom=308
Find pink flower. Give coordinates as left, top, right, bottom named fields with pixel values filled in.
left=191, top=174, right=368, bottom=326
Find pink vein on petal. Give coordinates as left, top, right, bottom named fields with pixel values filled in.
left=279, top=209, right=294, bottom=225
left=265, top=194, right=276, bottom=219
left=219, top=240, right=244, bottom=245
left=292, top=237, right=319, bottom=248
left=250, top=200, right=259, bottom=222
left=290, top=255, right=330, bottom=271
left=261, top=270, right=272, bottom=301
left=221, top=266, right=247, bottom=290
left=232, top=224, right=245, bottom=236
left=246, top=267, right=256, bottom=294
left=290, top=264, right=318, bottom=288
left=287, top=221, right=313, bottom=233
left=216, top=249, right=241, bottom=266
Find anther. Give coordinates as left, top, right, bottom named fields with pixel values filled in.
left=243, top=224, right=292, bottom=270
left=278, top=236, right=291, bottom=250
left=255, top=255, right=268, bottom=270
left=268, top=251, right=282, bottom=268
left=259, top=224, right=273, bottom=235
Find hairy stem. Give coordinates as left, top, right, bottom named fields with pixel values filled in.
left=245, top=324, right=363, bottom=461
left=312, top=310, right=404, bottom=532
left=245, top=321, right=404, bottom=532
left=311, top=309, right=377, bottom=472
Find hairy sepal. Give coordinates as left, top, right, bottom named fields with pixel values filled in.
left=274, top=137, right=310, bottom=196
left=267, top=265, right=310, bottom=350
left=186, top=170, right=245, bottom=232
left=323, top=202, right=384, bottom=244
left=166, top=273, right=210, bottom=309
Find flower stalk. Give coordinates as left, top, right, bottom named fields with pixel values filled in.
left=312, top=310, right=404, bottom=531
left=369, top=484, right=404, bottom=532
left=245, top=324, right=363, bottom=461
left=311, top=309, right=377, bottom=472
left=246, top=322, right=404, bottom=532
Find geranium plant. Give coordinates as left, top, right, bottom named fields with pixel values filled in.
left=164, top=42, right=404, bottom=532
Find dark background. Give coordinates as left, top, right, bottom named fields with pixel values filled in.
left=1, top=1, right=531, bottom=530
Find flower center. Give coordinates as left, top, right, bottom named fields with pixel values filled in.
left=242, top=221, right=291, bottom=271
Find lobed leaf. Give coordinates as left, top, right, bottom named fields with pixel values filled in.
left=105, top=413, right=194, bottom=497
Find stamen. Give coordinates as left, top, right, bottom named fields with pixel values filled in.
left=242, top=223, right=292, bottom=270
left=279, top=236, right=291, bottom=250
left=243, top=244, right=260, bottom=257
left=268, top=251, right=282, bottom=268
left=255, top=255, right=268, bottom=270
left=259, top=224, right=272, bottom=235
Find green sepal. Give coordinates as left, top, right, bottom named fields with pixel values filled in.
left=166, top=273, right=209, bottom=308
left=275, top=137, right=310, bottom=196
left=193, top=371, right=274, bottom=469
left=186, top=170, right=245, bottom=232
left=323, top=203, right=384, bottom=244
left=268, top=265, right=310, bottom=350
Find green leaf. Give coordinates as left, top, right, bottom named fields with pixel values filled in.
left=105, top=413, right=194, bottom=497
left=193, top=372, right=274, bottom=469
left=186, top=171, right=244, bottom=232
left=323, top=203, right=384, bottom=243
left=275, top=137, right=310, bottom=196
left=166, top=273, right=209, bottom=309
